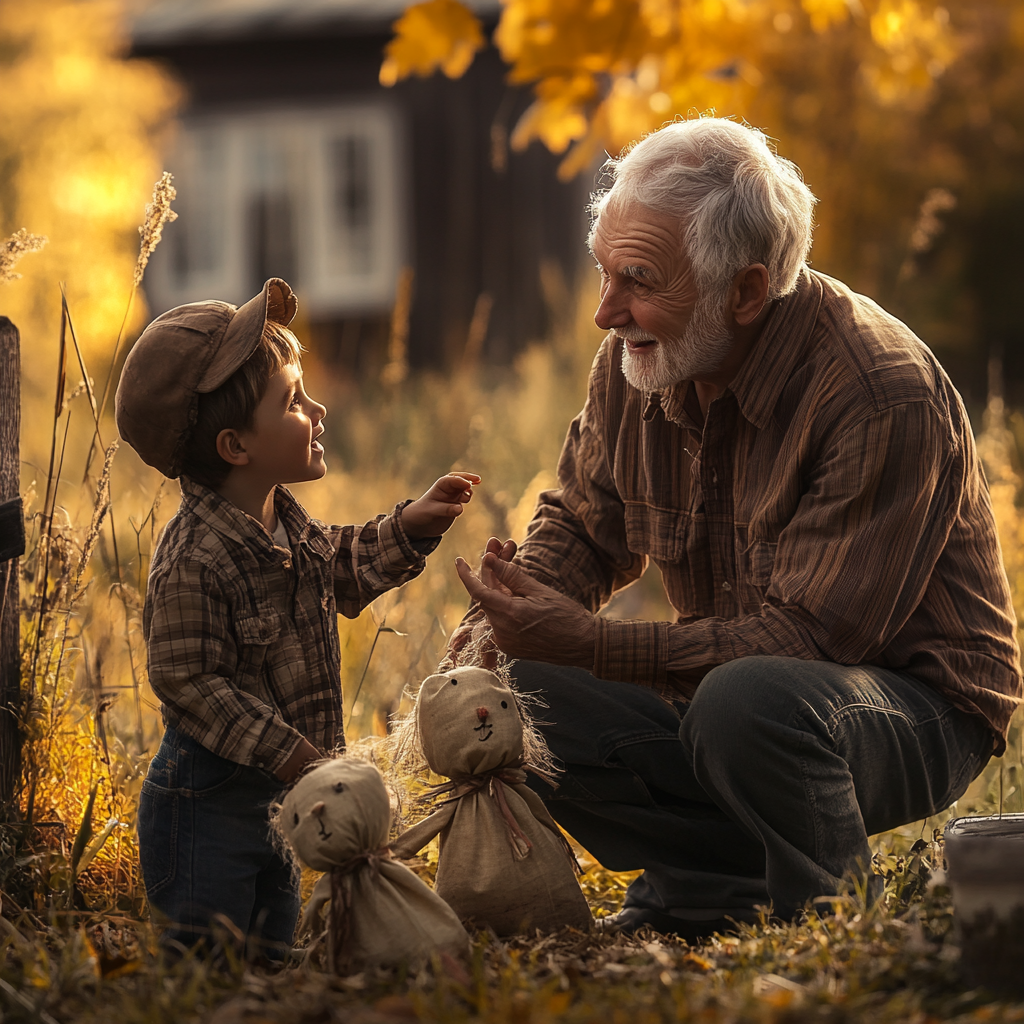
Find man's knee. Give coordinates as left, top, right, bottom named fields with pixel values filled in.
left=679, top=656, right=813, bottom=756
left=507, top=661, right=609, bottom=761
left=507, top=661, right=597, bottom=730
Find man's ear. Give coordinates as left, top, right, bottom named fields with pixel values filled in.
left=728, top=264, right=770, bottom=327
left=215, top=428, right=250, bottom=467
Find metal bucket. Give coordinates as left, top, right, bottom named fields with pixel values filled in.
left=944, top=814, right=1024, bottom=993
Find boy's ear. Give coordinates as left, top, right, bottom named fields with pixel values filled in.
left=216, top=428, right=250, bottom=467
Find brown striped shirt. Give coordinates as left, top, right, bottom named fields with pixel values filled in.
left=144, top=479, right=434, bottom=772
left=507, top=269, right=1022, bottom=753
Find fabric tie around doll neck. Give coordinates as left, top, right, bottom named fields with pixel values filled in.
left=423, top=766, right=582, bottom=872
left=328, top=846, right=393, bottom=972
left=424, top=767, right=532, bottom=857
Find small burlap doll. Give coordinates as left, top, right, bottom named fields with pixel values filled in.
left=389, top=666, right=593, bottom=936
left=275, top=757, right=468, bottom=971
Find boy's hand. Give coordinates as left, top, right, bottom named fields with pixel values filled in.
left=402, top=473, right=481, bottom=539
left=276, top=737, right=321, bottom=784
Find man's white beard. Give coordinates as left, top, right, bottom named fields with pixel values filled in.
left=619, top=291, right=734, bottom=392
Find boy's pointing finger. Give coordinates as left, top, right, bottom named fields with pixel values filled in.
left=446, top=472, right=481, bottom=487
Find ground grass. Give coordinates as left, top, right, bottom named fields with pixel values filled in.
left=1, top=840, right=1023, bottom=1023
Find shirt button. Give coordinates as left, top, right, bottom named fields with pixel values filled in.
left=258, top=761, right=265, bottom=768
left=722, top=581, right=732, bottom=591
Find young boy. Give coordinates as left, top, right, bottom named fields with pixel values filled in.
left=115, top=278, right=478, bottom=960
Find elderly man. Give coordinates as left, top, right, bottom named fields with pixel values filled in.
left=453, top=117, right=1022, bottom=938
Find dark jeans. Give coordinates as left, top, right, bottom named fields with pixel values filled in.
left=513, top=656, right=993, bottom=921
left=137, top=725, right=299, bottom=960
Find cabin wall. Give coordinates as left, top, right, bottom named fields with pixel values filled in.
left=134, top=27, right=591, bottom=373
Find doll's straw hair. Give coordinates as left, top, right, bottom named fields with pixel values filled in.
left=383, top=655, right=561, bottom=793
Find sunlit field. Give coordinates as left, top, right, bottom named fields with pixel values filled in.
left=3, top=191, right=1023, bottom=1019
left=3, top=0, right=1024, bottom=1018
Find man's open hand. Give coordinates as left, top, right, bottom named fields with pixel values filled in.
left=445, top=537, right=516, bottom=669
left=455, top=552, right=596, bottom=668
left=402, top=472, right=481, bottom=539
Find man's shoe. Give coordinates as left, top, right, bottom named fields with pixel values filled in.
left=596, top=906, right=739, bottom=944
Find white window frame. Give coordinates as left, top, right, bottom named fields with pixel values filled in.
left=146, top=100, right=405, bottom=318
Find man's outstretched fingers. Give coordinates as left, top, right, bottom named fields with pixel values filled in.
left=455, top=557, right=512, bottom=610
left=481, top=552, right=540, bottom=595
left=485, top=536, right=517, bottom=561
left=455, top=556, right=482, bottom=594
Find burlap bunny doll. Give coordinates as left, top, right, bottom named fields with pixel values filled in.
left=389, top=667, right=593, bottom=936
left=275, top=757, right=468, bottom=971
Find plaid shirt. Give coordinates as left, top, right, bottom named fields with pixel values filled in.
left=144, top=479, right=434, bottom=772
left=483, top=269, right=1022, bottom=753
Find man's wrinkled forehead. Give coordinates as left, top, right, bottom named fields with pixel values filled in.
left=591, top=197, right=689, bottom=267
left=592, top=189, right=689, bottom=244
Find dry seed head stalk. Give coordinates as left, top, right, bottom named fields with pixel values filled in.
left=134, top=172, right=178, bottom=287
left=0, top=229, right=48, bottom=284
left=70, top=441, right=118, bottom=604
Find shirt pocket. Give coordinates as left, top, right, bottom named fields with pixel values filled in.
left=232, top=605, right=282, bottom=647
left=623, top=501, right=684, bottom=562
left=231, top=603, right=283, bottom=696
left=742, top=540, right=778, bottom=589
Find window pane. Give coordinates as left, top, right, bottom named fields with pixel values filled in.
left=330, top=134, right=373, bottom=274
left=172, top=129, right=225, bottom=284
left=246, top=132, right=298, bottom=291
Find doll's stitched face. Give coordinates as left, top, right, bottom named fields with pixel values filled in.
left=278, top=759, right=391, bottom=872
left=417, top=667, right=525, bottom=777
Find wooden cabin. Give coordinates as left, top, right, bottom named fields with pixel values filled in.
left=131, top=0, right=592, bottom=374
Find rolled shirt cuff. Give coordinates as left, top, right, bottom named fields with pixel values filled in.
left=593, top=616, right=669, bottom=688
left=379, top=500, right=433, bottom=569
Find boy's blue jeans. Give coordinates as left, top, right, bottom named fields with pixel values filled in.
left=137, top=725, right=299, bottom=959
left=513, top=656, right=993, bottom=922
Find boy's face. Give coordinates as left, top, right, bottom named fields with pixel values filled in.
left=237, top=361, right=328, bottom=485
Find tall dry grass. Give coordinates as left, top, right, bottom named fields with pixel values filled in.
left=2, top=194, right=1022, bottom=926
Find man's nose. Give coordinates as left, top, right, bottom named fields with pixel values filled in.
left=594, top=288, right=631, bottom=332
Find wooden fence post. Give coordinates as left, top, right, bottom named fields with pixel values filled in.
left=0, top=317, right=24, bottom=819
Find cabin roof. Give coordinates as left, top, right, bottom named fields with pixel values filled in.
left=132, top=0, right=501, bottom=46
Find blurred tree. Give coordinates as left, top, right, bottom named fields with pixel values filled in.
left=0, top=0, right=179, bottom=423
left=383, top=0, right=1024, bottom=408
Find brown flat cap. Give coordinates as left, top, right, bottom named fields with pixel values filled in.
left=115, top=278, right=297, bottom=478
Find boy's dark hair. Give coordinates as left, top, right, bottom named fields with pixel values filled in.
left=178, top=321, right=303, bottom=488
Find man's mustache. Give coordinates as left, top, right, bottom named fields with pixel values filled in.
left=615, top=326, right=658, bottom=344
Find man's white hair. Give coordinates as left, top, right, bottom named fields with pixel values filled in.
left=590, top=118, right=817, bottom=300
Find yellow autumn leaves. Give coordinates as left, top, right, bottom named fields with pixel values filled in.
left=0, top=0, right=178, bottom=372
left=381, top=0, right=958, bottom=178
left=380, top=0, right=487, bottom=85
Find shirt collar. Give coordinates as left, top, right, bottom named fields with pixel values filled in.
left=727, top=268, right=823, bottom=430
left=275, top=486, right=335, bottom=561
left=178, top=476, right=334, bottom=563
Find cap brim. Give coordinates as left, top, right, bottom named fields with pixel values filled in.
left=197, top=278, right=298, bottom=393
